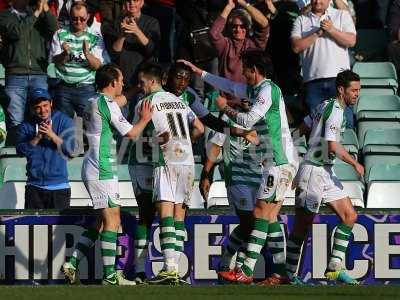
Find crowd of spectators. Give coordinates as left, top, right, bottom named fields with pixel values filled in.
left=0, top=0, right=398, bottom=209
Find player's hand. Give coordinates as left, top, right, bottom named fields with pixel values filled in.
left=114, top=95, right=127, bottom=107
left=354, top=162, right=365, bottom=177
left=39, top=121, right=57, bottom=140
left=215, top=96, right=228, bottom=111
left=176, top=59, right=203, bottom=76
left=243, top=129, right=260, bottom=146
left=139, top=100, right=153, bottom=123
left=199, top=177, right=211, bottom=206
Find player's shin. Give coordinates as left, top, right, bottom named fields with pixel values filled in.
left=220, top=225, right=244, bottom=270
left=134, top=224, right=150, bottom=274
left=285, top=234, right=304, bottom=280
left=328, top=223, right=353, bottom=271
left=268, top=221, right=286, bottom=276
left=242, top=218, right=269, bottom=277
left=174, top=220, right=185, bottom=271
left=101, top=230, right=118, bottom=278
left=69, top=228, right=99, bottom=269
left=160, top=216, right=176, bottom=272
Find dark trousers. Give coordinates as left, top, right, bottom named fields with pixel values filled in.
left=388, top=42, right=400, bottom=87
left=25, top=185, right=71, bottom=209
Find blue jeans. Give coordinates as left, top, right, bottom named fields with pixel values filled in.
left=305, top=78, right=354, bottom=129
left=55, top=82, right=96, bottom=118
left=5, top=74, right=48, bottom=127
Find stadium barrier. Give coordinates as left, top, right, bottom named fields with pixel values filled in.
left=0, top=208, right=398, bottom=285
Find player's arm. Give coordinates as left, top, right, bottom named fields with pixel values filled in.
left=216, top=91, right=270, bottom=129
left=190, top=116, right=205, bottom=142
left=200, top=135, right=224, bottom=205
left=324, top=111, right=364, bottom=177
left=177, top=59, right=247, bottom=98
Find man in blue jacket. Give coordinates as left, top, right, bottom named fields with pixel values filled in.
left=16, top=88, right=75, bottom=209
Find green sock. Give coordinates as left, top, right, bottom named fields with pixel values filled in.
left=267, top=221, right=286, bottom=276
left=160, top=217, right=176, bottom=272
left=69, top=228, right=99, bottom=269
left=134, top=224, right=149, bottom=274
left=235, top=247, right=246, bottom=269
left=286, top=235, right=304, bottom=279
left=328, top=223, right=353, bottom=271
left=242, top=218, right=269, bottom=276
left=100, top=230, right=118, bottom=278
left=174, top=221, right=185, bottom=271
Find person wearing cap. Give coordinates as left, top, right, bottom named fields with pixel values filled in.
left=50, top=1, right=109, bottom=119
left=209, top=0, right=268, bottom=108
left=0, top=0, right=57, bottom=143
left=16, top=88, right=75, bottom=209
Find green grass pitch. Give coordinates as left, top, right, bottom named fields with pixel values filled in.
left=1, top=285, right=399, bottom=300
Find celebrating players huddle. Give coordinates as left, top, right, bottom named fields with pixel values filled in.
left=60, top=49, right=362, bottom=286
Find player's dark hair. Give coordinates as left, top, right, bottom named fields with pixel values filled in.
left=241, top=50, right=274, bottom=78
left=95, top=63, right=120, bottom=90
left=336, top=70, right=360, bottom=89
left=138, top=62, right=163, bottom=84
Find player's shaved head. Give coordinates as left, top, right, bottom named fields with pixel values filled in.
left=138, top=62, right=163, bottom=84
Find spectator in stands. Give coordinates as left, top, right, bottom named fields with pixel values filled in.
left=16, top=88, right=75, bottom=209
left=0, top=0, right=57, bottom=143
left=291, top=0, right=356, bottom=128
left=387, top=0, right=400, bottom=82
left=50, top=1, right=108, bottom=119
left=210, top=0, right=268, bottom=106
left=261, top=0, right=302, bottom=96
left=56, top=0, right=103, bottom=35
left=102, top=0, right=160, bottom=89
left=144, top=0, right=178, bottom=64
left=0, top=104, right=6, bottom=147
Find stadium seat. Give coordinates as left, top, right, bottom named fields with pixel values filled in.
left=355, top=95, right=400, bottom=116
left=362, top=129, right=400, bottom=173
left=353, top=62, right=398, bottom=94
left=366, top=164, right=400, bottom=208
left=360, top=88, right=395, bottom=96
left=47, top=63, right=57, bottom=79
left=0, top=147, right=17, bottom=158
left=357, top=113, right=400, bottom=148
left=333, top=162, right=365, bottom=207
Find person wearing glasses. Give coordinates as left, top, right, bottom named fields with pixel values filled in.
left=50, top=1, right=109, bottom=118
left=209, top=0, right=268, bottom=109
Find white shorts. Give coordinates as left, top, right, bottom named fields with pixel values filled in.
left=153, top=165, right=194, bottom=206
left=227, top=185, right=258, bottom=212
left=257, top=163, right=298, bottom=202
left=294, top=163, right=348, bottom=213
left=84, top=179, right=121, bottom=210
left=128, top=164, right=153, bottom=196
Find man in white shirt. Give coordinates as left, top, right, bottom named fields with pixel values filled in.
left=291, top=0, right=356, bottom=128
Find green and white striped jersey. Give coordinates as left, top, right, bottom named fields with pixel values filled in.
left=209, top=117, right=262, bottom=188
left=130, top=90, right=196, bottom=168
left=304, top=98, right=346, bottom=166
left=202, top=72, right=298, bottom=168
left=50, top=28, right=108, bottom=84
left=82, top=93, right=133, bottom=181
